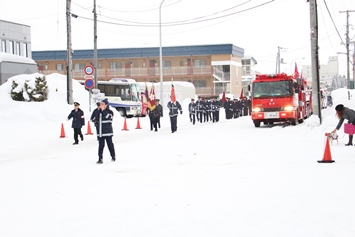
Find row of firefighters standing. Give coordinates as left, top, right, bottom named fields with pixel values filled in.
left=188, top=96, right=252, bottom=124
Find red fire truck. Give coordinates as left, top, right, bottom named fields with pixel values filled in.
left=251, top=73, right=312, bottom=127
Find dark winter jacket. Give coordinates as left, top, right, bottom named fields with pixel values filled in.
left=152, top=104, right=163, bottom=118
left=188, top=102, right=196, bottom=114
left=68, top=108, right=85, bottom=128
left=336, top=107, right=355, bottom=130
left=211, top=100, right=220, bottom=111
left=90, top=108, right=100, bottom=125
left=167, top=101, right=182, bottom=117
left=195, top=100, right=204, bottom=112
left=98, top=107, right=114, bottom=137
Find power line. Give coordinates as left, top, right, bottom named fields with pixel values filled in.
left=72, top=0, right=275, bottom=27
left=322, top=0, right=345, bottom=45
left=99, top=0, right=182, bottom=13
left=99, top=0, right=251, bottom=25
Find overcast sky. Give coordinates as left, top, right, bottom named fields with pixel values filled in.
left=1, top=0, right=354, bottom=74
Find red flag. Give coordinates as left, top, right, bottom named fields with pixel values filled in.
left=294, top=63, right=300, bottom=78
left=144, top=83, right=149, bottom=102
left=148, top=84, right=156, bottom=111
left=170, top=84, right=176, bottom=103
left=240, top=88, right=244, bottom=100
left=221, top=91, right=226, bottom=103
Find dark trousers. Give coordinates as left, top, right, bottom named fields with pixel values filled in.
left=157, top=117, right=161, bottom=128
left=212, top=111, right=216, bottom=122
left=215, top=110, right=220, bottom=122
left=152, top=116, right=158, bottom=131
left=197, top=111, right=203, bottom=123
left=73, top=128, right=83, bottom=143
left=170, top=116, right=178, bottom=132
left=98, top=136, right=115, bottom=160
left=189, top=113, right=196, bottom=125
left=233, top=110, right=239, bottom=118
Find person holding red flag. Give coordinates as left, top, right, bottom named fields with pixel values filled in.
left=167, top=84, right=182, bottom=133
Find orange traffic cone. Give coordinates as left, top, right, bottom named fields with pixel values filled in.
left=122, top=117, right=129, bottom=131
left=318, top=133, right=335, bottom=163
left=60, top=123, right=66, bottom=138
left=135, top=117, right=142, bottom=129
left=86, top=121, right=94, bottom=135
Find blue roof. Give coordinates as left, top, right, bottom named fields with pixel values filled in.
left=32, top=44, right=244, bottom=61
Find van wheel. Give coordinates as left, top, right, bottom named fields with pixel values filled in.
left=115, top=108, right=126, bottom=117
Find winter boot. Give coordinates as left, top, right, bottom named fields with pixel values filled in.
left=345, top=135, right=353, bottom=146
left=96, top=159, right=103, bottom=164
left=111, top=157, right=116, bottom=162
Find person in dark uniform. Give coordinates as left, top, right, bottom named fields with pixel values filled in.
left=96, top=99, right=116, bottom=164
left=151, top=99, right=163, bottom=132
left=155, top=99, right=163, bottom=128
left=213, top=97, right=220, bottom=122
left=146, top=107, right=154, bottom=131
left=237, top=99, right=243, bottom=117
left=331, top=104, right=355, bottom=146
left=188, top=98, right=196, bottom=125
left=195, top=96, right=204, bottom=123
left=224, top=97, right=233, bottom=119
left=232, top=98, right=238, bottom=119
left=247, top=97, right=252, bottom=115
left=243, top=97, right=249, bottom=116
left=167, top=99, right=182, bottom=133
left=211, top=97, right=218, bottom=123
left=202, top=97, right=208, bottom=122
left=67, top=102, right=85, bottom=145
left=90, top=102, right=101, bottom=139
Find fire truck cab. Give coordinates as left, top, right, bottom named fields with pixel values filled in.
left=251, top=73, right=312, bottom=127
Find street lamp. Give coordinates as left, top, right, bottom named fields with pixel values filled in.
left=159, top=0, right=166, bottom=105
left=290, top=57, right=305, bottom=75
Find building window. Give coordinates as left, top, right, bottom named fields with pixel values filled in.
left=243, top=65, right=250, bottom=76
left=193, top=80, right=207, bottom=88
left=163, top=60, right=171, bottom=68
left=179, top=60, right=184, bottom=66
left=98, top=63, right=102, bottom=69
left=9, top=41, right=14, bottom=54
left=109, top=62, right=122, bottom=71
left=133, top=61, right=138, bottom=68
left=23, top=43, right=28, bottom=57
left=16, top=42, right=20, bottom=55
left=142, top=62, right=146, bottom=67
left=56, top=64, right=64, bottom=71
left=74, top=63, right=85, bottom=72
left=193, top=59, right=206, bottom=68
left=1, top=40, right=6, bottom=53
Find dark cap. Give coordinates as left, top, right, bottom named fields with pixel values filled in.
left=335, top=104, right=344, bottom=112
left=74, top=102, right=80, bottom=106
left=96, top=102, right=100, bottom=106
left=156, top=99, right=160, bottom=102
left=102, top=99, right=109, bottom=105
left=191, top=98, right=195, bottom=101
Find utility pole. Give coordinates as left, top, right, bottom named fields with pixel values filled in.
left=353, top=42, right=355, bottom=87
left=339, top=10, right=355, bottom=89
left=93, top=0, right=98, bottom=89
left=275, top=46, right=286, bottom=74
left=66, top=0, right=73, bottom=105
left=309, top=0, right=321, bottom=123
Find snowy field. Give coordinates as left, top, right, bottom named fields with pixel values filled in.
left=0, top=74, right=355, bottom=237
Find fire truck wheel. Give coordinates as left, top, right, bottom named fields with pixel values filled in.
left=253, top=121, right=261, bottom=127
left=291, top=119, right=297, bottom=126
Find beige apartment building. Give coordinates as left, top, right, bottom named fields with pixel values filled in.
left=32, top=44, right=245, bottom=97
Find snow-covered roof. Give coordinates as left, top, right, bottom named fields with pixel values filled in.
left=0, top=52, right=36, bottom=65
